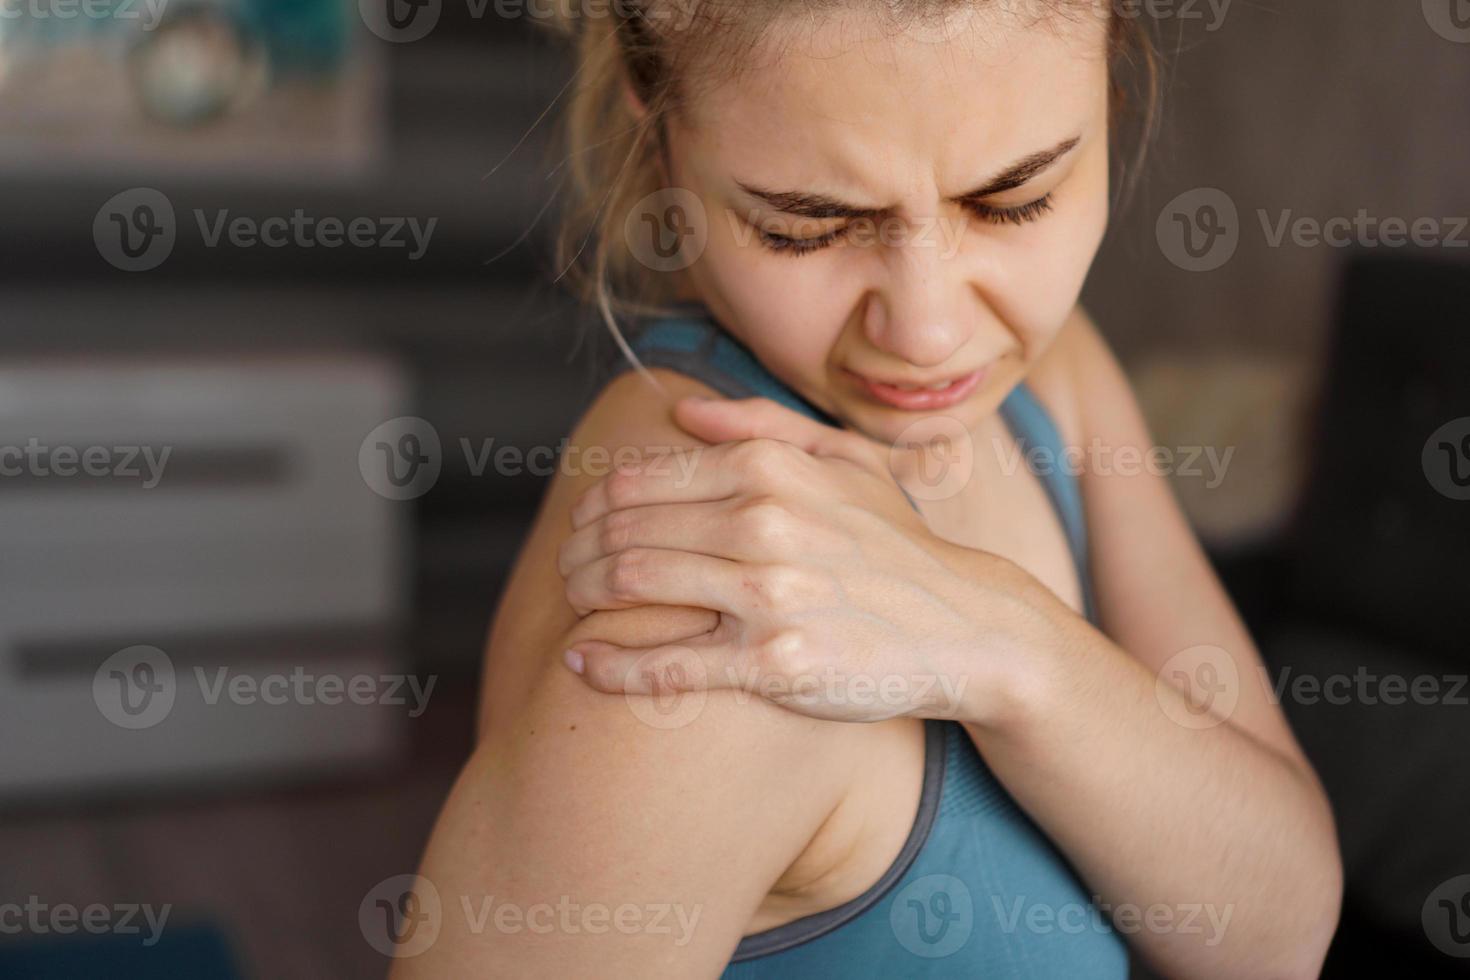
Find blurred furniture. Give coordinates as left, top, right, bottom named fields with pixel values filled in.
left=0, top=354, right=409, bottom=798
left=1211, top=252, right=1470, bottom=976
left=0, top=19, right=591, bottom=684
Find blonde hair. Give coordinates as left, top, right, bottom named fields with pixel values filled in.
left=540, top=1, right=1161, bottom=359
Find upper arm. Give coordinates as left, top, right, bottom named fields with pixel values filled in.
left=396, top=370, right=851, bottom=979
left=1032, top=310, right=1311, bottom=770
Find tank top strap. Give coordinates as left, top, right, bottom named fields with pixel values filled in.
left=996, top=385, right=1097, bottom=624
left=618, top=310, right=840, bottom=425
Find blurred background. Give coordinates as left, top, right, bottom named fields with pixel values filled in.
left=0, top=0, right=1466, bottom=976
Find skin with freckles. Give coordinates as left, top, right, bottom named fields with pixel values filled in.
left=398, top=8, right=1343, bottom=980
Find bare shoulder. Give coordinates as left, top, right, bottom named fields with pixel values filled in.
left=404, top=365, right=864, bottom=974
left=475, top=365, right=726, bottom=732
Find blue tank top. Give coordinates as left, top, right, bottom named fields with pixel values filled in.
left=596, top=304, right=1129, bottom=978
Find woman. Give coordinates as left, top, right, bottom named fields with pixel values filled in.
left=397, top=1, right=1342, bottom=976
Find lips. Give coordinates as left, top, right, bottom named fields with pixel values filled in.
left=849, top=367, right=986, bottom=411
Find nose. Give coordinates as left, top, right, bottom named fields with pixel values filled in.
left=860, top=239, right=976, bottom=368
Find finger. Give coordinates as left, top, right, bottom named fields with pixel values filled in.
left=564, top=637, right=756, bottom=700
left=569, top=442, right=738, bottom=530
left=573, top=436, right=822, bottom=529
left=567, top=606, right=722, bottom=650
left=563, top=546, right=756, bottom=617
left=559, top=498, right=783, bottom=575
left=674, top=397, right=877, bottom=469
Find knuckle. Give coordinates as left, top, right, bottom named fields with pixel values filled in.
left=736, top=496, right=792, bottom=550
left=737, top=438, right=797, bottom=483
left=563, top=575, right=591, bottom=614
left=602, top=469, right=643, bottom=510
left=606, top=547, right=651, bottom=601
left=757, top=627, right=813, bottom=678
left=598, top=508, right=637, bottom=554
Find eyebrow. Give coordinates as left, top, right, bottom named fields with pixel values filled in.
left=736, top=135, right=1082, bottom=219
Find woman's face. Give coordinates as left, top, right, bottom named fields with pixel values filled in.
left=662, top=7, right=1113, bottom=444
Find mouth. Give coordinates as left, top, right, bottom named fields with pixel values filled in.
left=846, top=366, right=987, bottom=411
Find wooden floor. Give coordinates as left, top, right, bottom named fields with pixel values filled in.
left=0, top=684, right=477, bottom=980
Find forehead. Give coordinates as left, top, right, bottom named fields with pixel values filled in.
left=677, top=6, right=1110, bottom=193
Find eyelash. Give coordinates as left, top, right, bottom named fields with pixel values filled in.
left=965, top=193, right=1056, bottom=227
left=756, top=193, right=1055, bottom=258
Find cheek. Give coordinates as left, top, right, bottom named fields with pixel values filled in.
left=988, top=164, right=1110, bottom=360
left=691, top=208, right=849, bottom=379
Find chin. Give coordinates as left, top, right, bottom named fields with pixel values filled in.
left=836, top=392, right=1000, bottom=448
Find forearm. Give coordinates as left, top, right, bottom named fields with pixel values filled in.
left=960, top=577, right=1341, bottom=979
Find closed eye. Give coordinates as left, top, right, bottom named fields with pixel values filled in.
left=754, top=193, right=1056, bottom=257
left=756, top=227, right=843, bottom=257
left=963, top=193, right=1055, bottom=227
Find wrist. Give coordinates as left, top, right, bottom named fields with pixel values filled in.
left=941, top=547, right=1078, bottom=732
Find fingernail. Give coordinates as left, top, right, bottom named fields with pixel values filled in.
left=563, top=649, right=585, bottom=675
